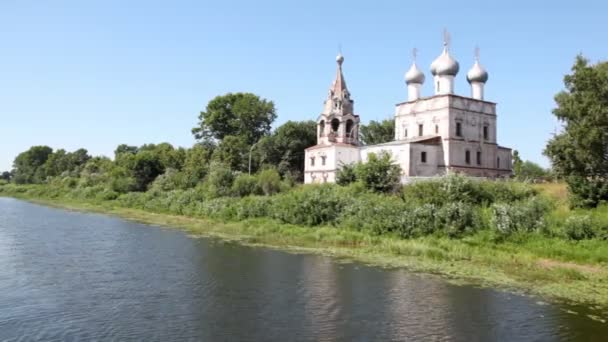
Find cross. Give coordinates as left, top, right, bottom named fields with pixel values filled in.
left=475, top=46, right=480, bottom=62
left=412, top=48, right=418, bottom=62
left=443, top=28, right=451, bottom=49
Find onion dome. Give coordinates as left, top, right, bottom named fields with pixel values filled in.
left=466, top=60, right=488, bottom=83
left=430, top=46, right=459, bottom=76
left=405, top=62, right=425, bottom=85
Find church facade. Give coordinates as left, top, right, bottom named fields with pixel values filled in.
left=304, top=40, right=513, bottom=184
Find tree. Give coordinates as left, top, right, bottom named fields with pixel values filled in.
left=359, top=118, right=395, bottom=145
left=512, top=150, right=523, bottom=177
left=182, top=143, right=214, bottom=187
left=212, top=135, right=250, bottom=172
left=517, top=161, right=549, bottom=181
left=0, top=171, right=11, bottom=182
left=43, top=148, right=91, bottom=177
left=544, top=55, right=608, bottom=207
left=354, top=152, right=402, bottom=193
left=192, top=93, right=277, bottom=145
left=12, top=145, right=53, bottom=184
left=256, top=120, right=317, bottom=180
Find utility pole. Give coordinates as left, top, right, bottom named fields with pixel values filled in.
left=248, top=142, right=259, bottom=175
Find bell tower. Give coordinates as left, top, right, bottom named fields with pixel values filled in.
left=317, top=54, right=360, bottom=146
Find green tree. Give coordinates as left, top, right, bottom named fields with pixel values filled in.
left=192, top=93, right=277, bottom=145
left=544, top=56, right=608, bottom=207
left=12, top=145, right=54, bottom=184
left=354, top=152, right=402, bottom=193
left=359, top=118, right=394, bottom=145
left=517, top=161, right=549, bottom=181
left=0, top=171, right=11, bottom=182
left=212, top=135, right=250, bottom=172
left=182, top=143, right=214, bottom=187
left=256, top=120, right=317, bottom=180
left=512, top=150, right=523, bottom=177
left=43, top=148, right=91, bottom=177
left=336, top=163, right=357, bottom=185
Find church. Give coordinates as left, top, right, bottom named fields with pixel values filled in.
left=304, top=38, right=513, bottom=184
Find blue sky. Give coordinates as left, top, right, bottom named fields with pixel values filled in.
left=0, top=0, right=606, bottom=171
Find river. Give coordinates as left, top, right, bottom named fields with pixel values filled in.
left=0, top=197, right=606, bottom=341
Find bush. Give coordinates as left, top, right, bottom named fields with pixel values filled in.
left=232, top=174, right=260, bottom=197
left=564, top=215, right=596, bottom=240
left=566, top=176, right=608, bottom=208
left=149, top=168, right=186, bottom=191
left=336, top=163, right=357, bottom=186
left=204, top=163, right=234, bottom=198
left=355, top=152, right=402, bottom=193
left=257, top=168, right=281, bottom=196
left=435, top=202, right=478, bottom=238
left=271, top=184, right=351, bottom=226
left=490, top=197, right=550, bottom=236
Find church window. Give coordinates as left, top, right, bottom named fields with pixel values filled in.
left=331, top=119, right=340, bottom=132
left=418, top=124, right=423, bottom=136
left=476, top=151, right=482, bottom=165
left=456, top=122, right=462, bottom=137
left=483, top=125, right=489, bottom=140
left=404, top=128, right=408, bottom=138
left=321, top=156, right=327, bottom=166
left=435, top=125, right=439, bottom=134
left=436, top=81, right=440, bottom=92
left=421, top=151, right=427, bottom=163
left=497, top=157, right=500, bottom=169
left=310, top=157, right=315, bottom=167
left=465, top=150, right=471, bottom=164
left=345, top=119, right=354, bottom=137
left=319, top=120, right=325, bottom=136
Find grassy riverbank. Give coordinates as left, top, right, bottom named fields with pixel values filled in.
left=2, top=180, right=608, bottom=309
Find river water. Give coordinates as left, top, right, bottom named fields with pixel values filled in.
left=0, top=198, right=606, bottom=341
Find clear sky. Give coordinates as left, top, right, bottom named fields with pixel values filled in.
left=1, top=0, right=606, bottom=171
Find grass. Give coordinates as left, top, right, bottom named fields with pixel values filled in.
left=3, top=187, right=608, bottom=309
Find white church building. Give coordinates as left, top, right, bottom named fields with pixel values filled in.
left=304, top=39, right=513, bottom=184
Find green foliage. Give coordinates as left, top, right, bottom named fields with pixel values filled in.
left=402, top=174, right=536, bottom=206
left=232, top=173, right=260, bottom=197
left=490, top=198, right=550, bottom=236
left=354, top=152, right=402, bottom=193
left=182, top=144, right=214, bottom=187
left=1, top=171, right=11, bottom=182
left=12, top=145, right=53, bottom=184
left=564, top=215, right=596, bottom=240
left=336, top=163, right=357, bottom=186
left=544, top=56, right=608, bottom=207
left=255, top=120, right=317, bottom=180
left=204, top=163, right=234, bottom=198
left=150, top=168, right=187, bottom=191
left=271, top=184, right=350, bottom=226
left=257, top=168, right=281, bottom=196
left=192, top=92, right=276, bottom=145
left=212, top=135, right=249, bottom=172
left=359, top=118, right=395, bottom=145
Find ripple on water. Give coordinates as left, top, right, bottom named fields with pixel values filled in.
left=0, top=198, right=607, bottom=341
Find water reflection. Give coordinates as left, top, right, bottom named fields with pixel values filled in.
left=0, top=198, right=606, bottom=341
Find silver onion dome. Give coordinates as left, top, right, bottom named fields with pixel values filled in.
left=466, top=60, right=488, bottom=83
left=430, top=47, right=459, bottom=76
left=405, top=62, right=425, bottom=84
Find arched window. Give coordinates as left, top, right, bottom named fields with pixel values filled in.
left=319, top=120, right=325, bottom=136
left=465, top=150, right=471, bottom=164
left=476, top=151, right=482, bottom=165
left=331, top=119, right=340, bottom=133
left=321, top=156, right=327, bottom=166
left=435, top=125, right=439, bottom=134
left=310, top=157, right=315, bottom=167
left=345, top=119, right=354, bottom=137
left=497, top=157, right=500, bottom=169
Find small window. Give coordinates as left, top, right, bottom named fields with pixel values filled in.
left=497, top=157, right=500, bottom=169
left=456, top=122, right=462, bottom=137
left=465, top=150, right=470, bottom=164
left=310, top=157, right=315, bottom=167
left=418, top=124, right=423, bottom=136
left=436, top=81, right=440, bottom=92
left=483, top=125, right=489, bottom=140
left=421, top=151, right=427, bottom=163
left=476, top=151, right=481, bottom=165
left=321, top=156, right=327, bottom=166
left=404, top=128, right=408, bottom=138
left=435, top=125, right=439, bottom=134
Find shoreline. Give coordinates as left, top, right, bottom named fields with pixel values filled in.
left=2, top=193, right=608, bottom=310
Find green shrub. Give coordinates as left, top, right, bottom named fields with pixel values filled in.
left=355, top=152, right=402, bottom=193
left=563, top=215, right=597, bottom=240
left=336, top=163, right=357, bottom=186
left=257, top=168, right=281, bottom=196
left=232, top=174, right=260, bottom=197
left=435, top=202, right=479, bottom=238
left=149, top=168, right=186, bottom=191
left=271, top=184, right=351, bottom=226
left=490, top=197, right=549, bottom=236
left=204, top=163, right=234, bottom=198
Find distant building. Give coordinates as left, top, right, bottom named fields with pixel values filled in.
left=304, top=38, right=513, bottom=184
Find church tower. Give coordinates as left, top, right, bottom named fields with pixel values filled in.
left=317, top=54, right=360, bottom=145
left=430, top=32, right=459, bottom=95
